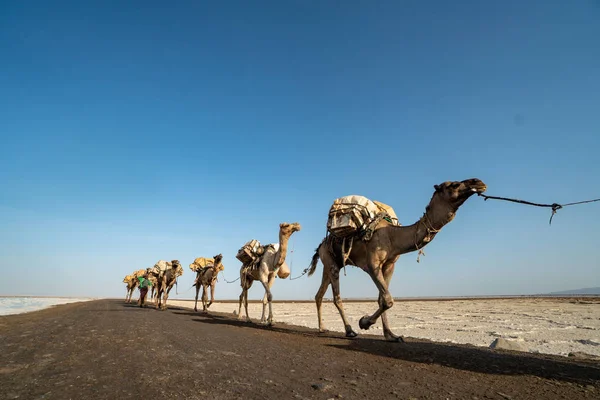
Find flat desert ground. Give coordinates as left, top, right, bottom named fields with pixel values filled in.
left=168, top=297, right=600, bottom=357
left=1, top=298, right=599, bottom=399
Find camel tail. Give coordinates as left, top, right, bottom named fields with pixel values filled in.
left=307, top=238, right=325, bottom=277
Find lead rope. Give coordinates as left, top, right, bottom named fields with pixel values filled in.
left=415, top=214, right=441, bottom=263
left=220, top=270, right=241, bottom=283
left=289, top=236, right=311, bottom=280
left=288, top=235, right=295, bottom=279
left=478, top=193, right=600, bottom=225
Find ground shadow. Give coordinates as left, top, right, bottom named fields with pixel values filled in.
left=120, top=303, right=191, bottom=312
left=190, top=312, right=600, bottom=386
left=327, top=337, right=600, bottom=386
left=190, top=312, right=354, bottom=341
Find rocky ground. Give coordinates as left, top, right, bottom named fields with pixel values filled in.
left=0, top=299, right=599, bottom=399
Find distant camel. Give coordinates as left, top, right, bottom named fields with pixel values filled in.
left=238, top=222, right=301, bottom=325
left=155, top=260, right=183, bottom=310
left=123, top=275, right=137, bottom=303
left=192, top=254, right=224, bottom=313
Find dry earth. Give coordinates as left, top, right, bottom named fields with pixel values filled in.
left=0, top=299, right=599, bottom=399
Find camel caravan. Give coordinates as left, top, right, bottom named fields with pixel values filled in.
left=122, top=178, right=487, bottom=341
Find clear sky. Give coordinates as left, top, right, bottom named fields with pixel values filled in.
left=1, top=1, right=599, bottom=300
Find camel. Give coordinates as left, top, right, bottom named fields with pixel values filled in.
left=155, top=260, right=184, bottom=310
left=123, top=275, right=137, bottom=303
left=192, top=254, right=224, bottom=313
left=238, top=222, right=301, bottom=325
left=308, top=178, right=487, bottom=342
left=147, top=274, right=158, bottom=302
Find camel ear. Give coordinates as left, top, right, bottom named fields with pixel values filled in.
left=434, top=184, right=440, bottom=191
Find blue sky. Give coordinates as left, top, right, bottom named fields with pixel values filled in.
left=1, top=1, right=598, bottom=300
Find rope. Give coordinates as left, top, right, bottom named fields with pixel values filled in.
left=478, top=193, right=600, bottom=225
left=177, top=283, right=196, bottom=295
left=415, top=213, right=442, bottom=263
left=288, top=236, right=295, bottom=279
left=219, top=271, right=240, bottom=284
left=289, top=267, right=310, bottom=280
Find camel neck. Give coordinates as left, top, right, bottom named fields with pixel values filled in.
left=274, top=232, right=291, bottom=269
left=389, top=204, right=455, bottom=256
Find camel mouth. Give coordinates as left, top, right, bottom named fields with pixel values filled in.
left=462, top=179, right=486, bottom=195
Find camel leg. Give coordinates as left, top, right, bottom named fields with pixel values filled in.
left=207, top=282, right=215, bottom=309
left=237, top=289, right=245, bottom=320
left=194, top=283, right=200, bottom=312
left=260, top=275, right=276, bottom=324
left=359, top=264, right=394, bottom=332
left=237, top=274, right=245, bottom=319
left=243, top=286, right=250, bottom=321
left=238, top=276, right=252, bottom=322
left=201, top=284, right=209, bottom=313
left=156, top=282, right=164, bottom=310
left=378, top=262, right=403, bottom=342
left=330, top=267, right=358, bottom=337
left=314, top=269, right=331, bottom=333
left=162, top=285, right=173, bottom=310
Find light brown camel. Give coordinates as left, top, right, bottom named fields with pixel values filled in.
left=146, top=269, right=160, bottom=303
left=238, top=222, right=301, bottom=325
left=308, top=178, right=487, bottom=341
left=147, top=274, right=158, bottom=302
left=192, top=254, right=224, bottom=313
left=156, top=260, right=183, bottom=310
left=123, top=274, right=137, bottom=303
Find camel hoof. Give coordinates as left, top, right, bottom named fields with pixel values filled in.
left=359, top=316, right=373, bottom=330
left=384, top=333, right=405, bottom=343
left=318, top=328, right=329, bottom=333
left=345, top=330, right=358, bottom=338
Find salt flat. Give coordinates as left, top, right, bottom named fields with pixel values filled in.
left=167, top=297, right=600, bottom=357
left=0, top=297, right=95, bottom=316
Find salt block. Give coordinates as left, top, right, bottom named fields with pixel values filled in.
left=489, top=338, right=528, bottom=352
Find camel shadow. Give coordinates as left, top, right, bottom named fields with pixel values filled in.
left=119, top=303, right=189, bottom=312
left=326, top=338, right=600, bottom=386
left=190, top=312, right=600, bottom=386
left=191, top=312, right=387, bottom=341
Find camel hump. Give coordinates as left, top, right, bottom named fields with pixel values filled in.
left=328, top=195, right=400, bottom=238
left=189, top=257, right=215, bottom=272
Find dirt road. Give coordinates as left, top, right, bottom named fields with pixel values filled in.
left=1, top=299, right=598, bottom=399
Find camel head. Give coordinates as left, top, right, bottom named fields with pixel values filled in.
left=430, top=178, right=487, bottom=211
left=279, top=222, right=302, bottom=237
left=213, top=254, right=225, bottom=272
left=166, top=260, right=183, bottom=277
